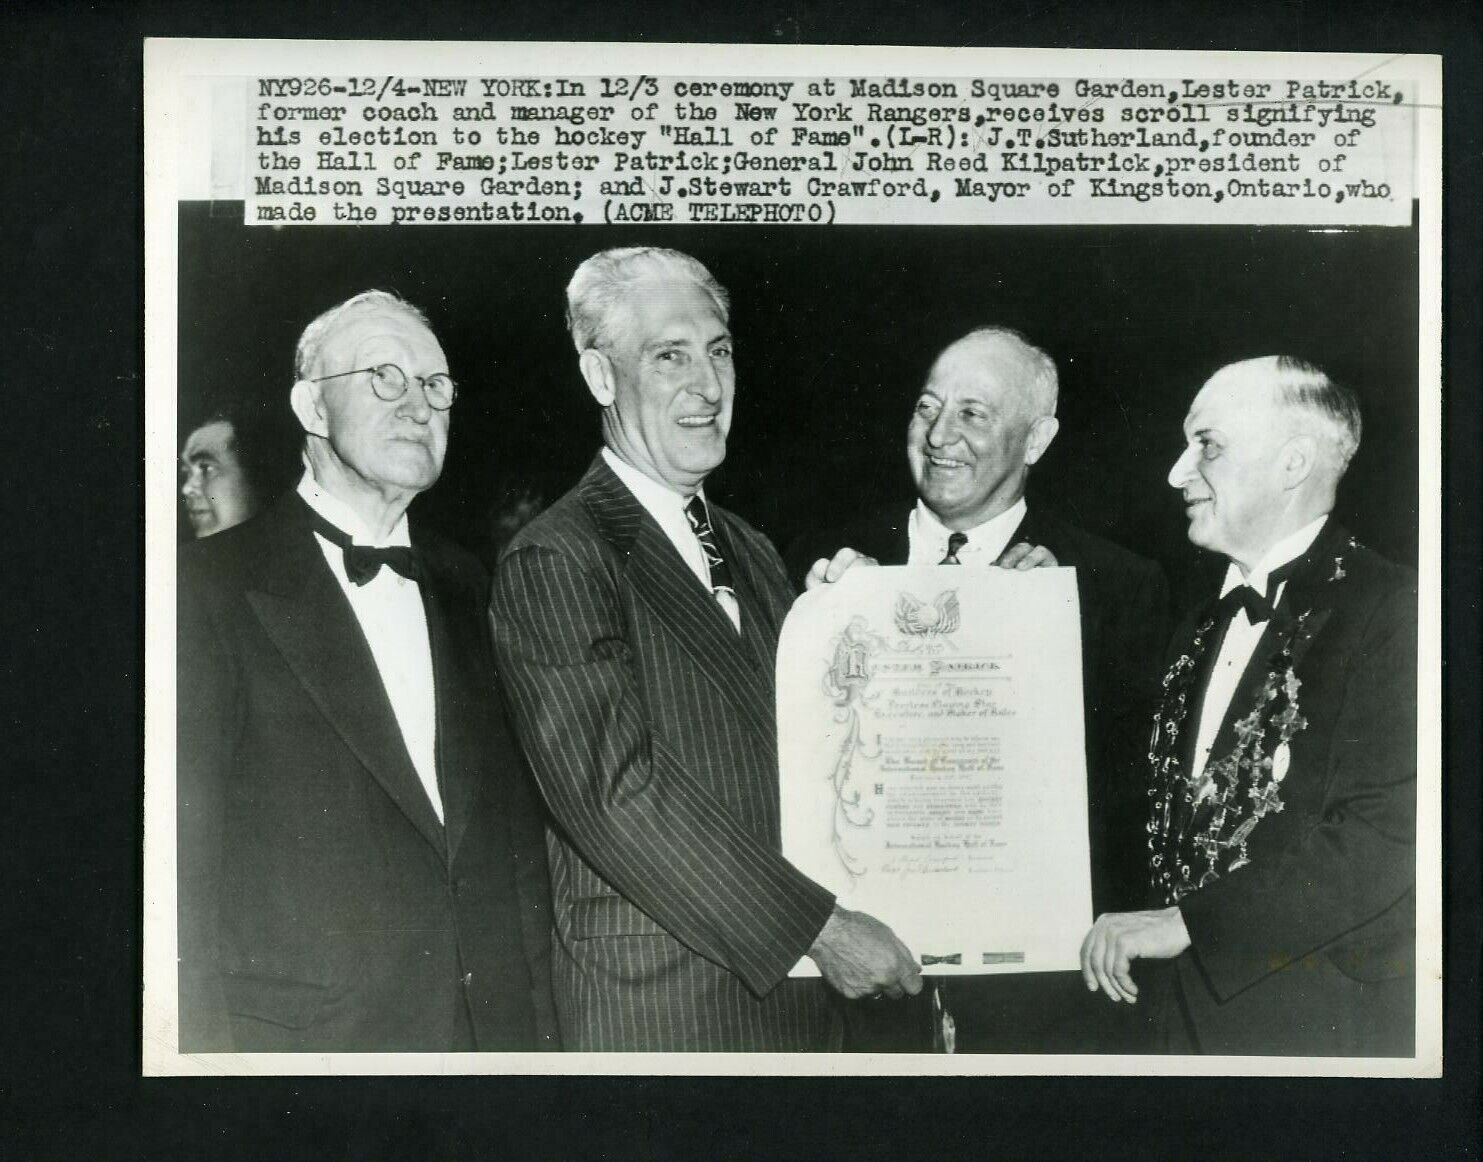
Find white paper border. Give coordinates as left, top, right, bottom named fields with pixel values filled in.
left=143, top=39, right=1444, bottom=1078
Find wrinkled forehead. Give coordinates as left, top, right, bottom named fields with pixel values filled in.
left=182, top=419, right=235, bottom=460
left=925, top=335, right=1036, bottom=409
left=313, top=305, right=444, bottom=374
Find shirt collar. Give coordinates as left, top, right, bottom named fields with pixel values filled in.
left=912, top=496, right=1027, bottom=563
left=1220, top=514, right=1328, bottom=599
left=602, top=446, right=706, bottom=516
left=296, top=469, right=411, bottom=549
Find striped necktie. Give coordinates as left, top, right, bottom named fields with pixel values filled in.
left=940, top=531, right=968, bottom=565
left=683, top=494, right=736, bottom=599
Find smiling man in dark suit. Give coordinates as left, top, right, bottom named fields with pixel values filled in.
left=177, top=290, right=557, bottom=1052
left=788, top=326, right=1169, bottom=1052
left=1079, top=356, right=1417, bottom=1056
left=490, top=247, right=922, bottom=1051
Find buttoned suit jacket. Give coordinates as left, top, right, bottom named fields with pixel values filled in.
left=177, top=491, right=558, bottom=1052
left=1151, top=520, right=1417, bottom=1056
left=786, top=502, right=1169, bottom=1052
left=489, top=455, right=838, bottom=1051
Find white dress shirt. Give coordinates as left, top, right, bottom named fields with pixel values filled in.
left=906, top=496, right=1028, bottom=566
left=603, top=448, right=741, bottom=632
left=297, top=472, right=443, bottom=823
left=1189, top=514, right=1329, bottom=786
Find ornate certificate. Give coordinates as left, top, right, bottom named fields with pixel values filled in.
left=781, top=565, right=1092, bottom=976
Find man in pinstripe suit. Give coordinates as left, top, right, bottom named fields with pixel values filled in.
left=490, top=248, right=922, bottom=1051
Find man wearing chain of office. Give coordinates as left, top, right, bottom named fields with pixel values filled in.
left=1079, top=355, right=1417, bottom=1057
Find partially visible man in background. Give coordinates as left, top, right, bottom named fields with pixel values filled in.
left=179, top=412, right=260, bottom=538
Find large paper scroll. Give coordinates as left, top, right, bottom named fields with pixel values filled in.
left=781, top=565, right=1092, bottom=976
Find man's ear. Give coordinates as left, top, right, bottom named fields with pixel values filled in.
left=290, top=379, right=330, bottom=439
left=1280, top=433, right=1319, bottom=490
left=1023, top=416, right=1060, bottom=466
left=579, top=348, right=617, bottom=408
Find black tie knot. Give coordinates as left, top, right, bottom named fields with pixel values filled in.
left=307, top=508, right=424, bottom=587
left=1215, top=556, right=1304, bottom=627
left=1217, top=583, right=1274, bottom=626
left=941, top=532, right=968, bottom=565
left=344, top=545, right=424, bottom=587
left=683, top=495, right=735, bottom=594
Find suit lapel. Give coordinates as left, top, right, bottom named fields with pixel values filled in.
left=418, top=571, right=478, bottom=861
left=247, top=495, right=447, bottom=861
left=1275, top=524, right=1348, bottom=673
left=1199, top=622, right=1284, bottom=769
left=1012, top=505, right=1103, bottom=669
left=1179, top=599, right=1225, bottom=778
left=580, top=456, right=776, bottom=743
left=1006, top=508, right=1034, bottom=550
left=627, top=518, right=777, bottom=740
left=1149, top=592, right=1226, bottom=849
left=1008, top=506, right=1070, bottom=570
left=1195, top=520, right=1347, bottom=778
left=840, top=504, right=908, bottom=566
left=873, top=511, right=910, bottom=568
left=712, top=512, right=783, bottom=664
left=712, top=513, right=791, bottom=755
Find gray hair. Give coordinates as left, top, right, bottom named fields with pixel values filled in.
left=1269, top=355, right=1363, bottom=472
left=293, top=290, right=431, bottom=380
left=565, top=247, right=730, bottom=354
left=948, top=326, right=1059, bottom=418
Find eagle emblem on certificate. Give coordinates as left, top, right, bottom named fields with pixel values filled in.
left=894, top=589, right=961, bottom=636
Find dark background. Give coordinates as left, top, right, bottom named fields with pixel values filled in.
left=2, top=1, right=1476, bottom=1158
left=179, top=210, right=1419, bottom=608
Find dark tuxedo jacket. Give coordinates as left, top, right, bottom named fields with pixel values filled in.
left=177, top=492, right=558, bottom=1052
left=787, top=501, right=1169, bottom=1052
left=1151, top=521, right=1417, bottom=1056
left=490, top=455, right=837, bottom=1051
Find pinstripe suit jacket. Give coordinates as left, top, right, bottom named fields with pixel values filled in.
left=490, top=454, right=838, bottom=1051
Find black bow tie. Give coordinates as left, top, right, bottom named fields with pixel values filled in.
left=307, top=508, right=425, bottom=587
left=1216, top=584, right=1275, bottom=625
left=1215, top=555, right=1303, bottom=627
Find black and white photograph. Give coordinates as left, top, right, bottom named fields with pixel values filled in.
left=143, top=41, right=1442, bottom=1076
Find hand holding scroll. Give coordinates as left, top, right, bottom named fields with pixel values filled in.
left=804, top=547, right=879, bottom=590
left=1078, top=907, right=1191, bottom=1003
left=808, top=904, right=924, bottom=1000
left=994, top=542, right=1059, bottom=570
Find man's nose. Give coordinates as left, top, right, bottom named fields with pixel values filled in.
left=181, top=469, right=201, bottom=498
left=1167, top=444, right=1198, bottom=489
left=397, top=379, right=435, bottom=421
left=692, top=357, right=725, bottom=404
left=926, top=408, right=957, bottom=447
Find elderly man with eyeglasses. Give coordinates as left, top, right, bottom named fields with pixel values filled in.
left=176, top=290, right=558, bottom=1052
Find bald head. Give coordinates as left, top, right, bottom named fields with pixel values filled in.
left=943, top=328, right=1059, bottom=418
left=1168, top=355, right=1360, bottom=572
left=293, top=290, right=432, bottom=382
left=906, top=327, right=1061, bottom=531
